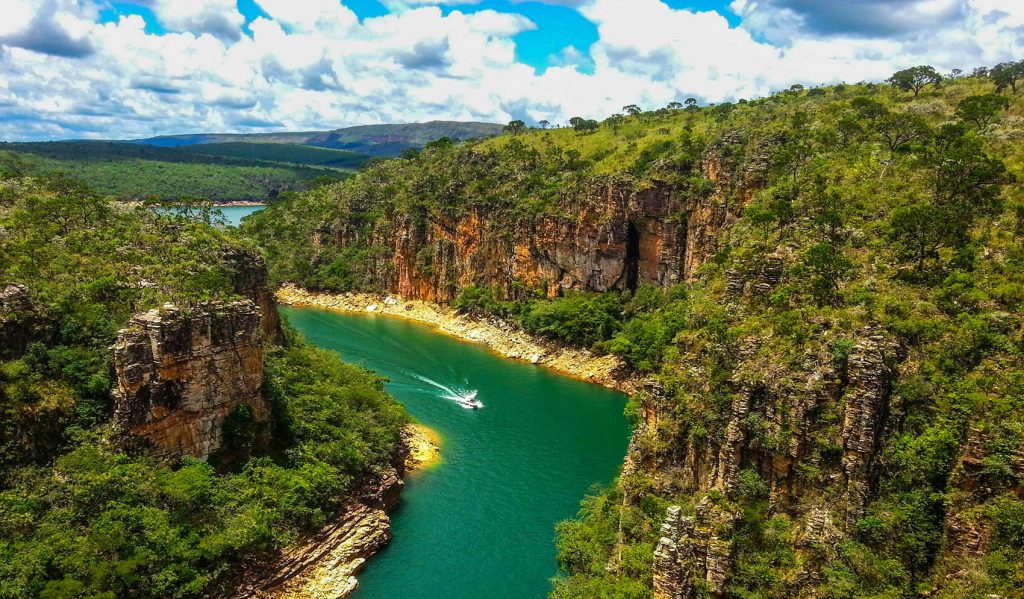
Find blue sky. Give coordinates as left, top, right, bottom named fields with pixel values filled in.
left=2, top=0, right=1022, bottom=140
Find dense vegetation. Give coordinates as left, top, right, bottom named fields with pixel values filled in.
left=0, top=141, right=360, bottom=202
left=246, top=65, right=1024, bottom=597
left=0, top=171, right=407, bottom=597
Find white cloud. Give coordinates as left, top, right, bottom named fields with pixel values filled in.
left=0, top=0, right=1021, bottom=141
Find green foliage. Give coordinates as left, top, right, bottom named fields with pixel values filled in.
left=0, top=142, right=358, bottom=202
left=521, top=292, right=622, bottom=347
left=0, top=171, right=407, bottom=597
left=956, top=94, right=1011, bottom=128
left=886, top=65, right=942, bottom=96
left=0, top=341, right=406, bottom=598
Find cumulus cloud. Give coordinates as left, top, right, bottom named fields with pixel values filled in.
left=0, top=0, right=95, bottom=57
left=122, top=0, right=245, bottom=41
left=0, top=0, right=1021, bottom=141
left=731, top=0, right=968, bottom=40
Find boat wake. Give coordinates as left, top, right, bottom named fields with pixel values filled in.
left=410, top=373, right=483, bottom=409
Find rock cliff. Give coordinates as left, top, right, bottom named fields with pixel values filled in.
left=0, top=283, right=45, bottom=360
left=111, top=301, right=269, bottom=459
left=321, top=135, right=760, bottom=302
left=622, top=321, right=902, bottom=597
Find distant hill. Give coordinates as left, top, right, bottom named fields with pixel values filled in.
left=0, top=141, right=363, bottom=202
left=135, top=121, right=505, bottom=157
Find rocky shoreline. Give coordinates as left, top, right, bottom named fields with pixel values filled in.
left=275, top=285, right=638, bottom=395
left=227, top=424, right=438, bottom=599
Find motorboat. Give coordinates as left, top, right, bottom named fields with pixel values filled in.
left=452, top=390, right=484, bottom=410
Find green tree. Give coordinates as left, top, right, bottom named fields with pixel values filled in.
left=606, top=114, right=625, bottom=133
left=570, top=117, right=599, bottom=134
left=622, top=104, right=642, bottom=116
left=503, top=120, right=527, bottom=135
left=991, top=60, right=1024, bottom=93
left=955, top=94, right=1011, bottom=128
left=887, top=65, right=942, bottom=96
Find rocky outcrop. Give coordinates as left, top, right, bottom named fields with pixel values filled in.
left=230, top=468, right=403, bottom=599
left=111, top=301, right=269, bottom=459
left=840, top=327, right=898, bottom=521
left=224, top=249, right=285, bottom=344
left=653, top=500, right=738, bottom=599
left=0, top=284, right=44, bottom=360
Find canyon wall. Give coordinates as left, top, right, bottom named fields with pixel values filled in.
left=325, top=133, right=762, bottom=302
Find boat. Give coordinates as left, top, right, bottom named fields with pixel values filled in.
left=452, top=390, right=484, bottom=409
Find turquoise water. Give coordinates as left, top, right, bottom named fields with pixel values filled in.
left=215, top=205, right=264, bottom=226
left=282, top=307, right=631, bottom=599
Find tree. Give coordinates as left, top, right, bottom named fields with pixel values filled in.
left=570, top=117, right=599, bottom=134
left=887, top=65, right=942, bottom=96
left=684, top=97, right=698, bottom=111
left=504, top=120, right=527, bottom=135
left=852, top=99, right=930, bottom=153
left=803, top=241, right=853, bottom=307
left=606, top=114, right=625, bottom=133
left=874, top=111, right=930, bottom=153
left=955, top=94, right=1011, bottom=129
left=622, top=104, right=642, bottom=116
left=538, top=120, right=551, bottom=130
left=667, top=101, right=683, bottom=110
left=991, top=60, right=1024, bottom=94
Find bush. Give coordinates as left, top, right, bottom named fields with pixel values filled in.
left=521, top=292, right=623, bottom=347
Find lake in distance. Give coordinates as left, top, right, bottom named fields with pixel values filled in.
left=282, top=307, right=631, bottom=599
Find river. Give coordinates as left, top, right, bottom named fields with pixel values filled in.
left=215, top=204, right=265, bottom=226
left=282, top=307, right=631, bottom=599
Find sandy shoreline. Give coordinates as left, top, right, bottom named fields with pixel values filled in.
left=402, top=423, right=441, bottom=472
left=276, top=285, right=637, bottom=395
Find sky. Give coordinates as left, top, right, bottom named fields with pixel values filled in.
left=0, top=0, right=1021, bottom=141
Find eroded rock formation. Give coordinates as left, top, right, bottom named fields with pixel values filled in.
left=228, top=467, right=402, bottom=599
left=112, top=301, right=268, bottom=459
left=653, top=500, right=738, bottom=599
left=0, top=283, right=43, bottom=360
left=224, top=249, right=285, bottom=344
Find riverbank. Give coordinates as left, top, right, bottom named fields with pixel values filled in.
left=275, top=285, right=638, bottom=395
left=212, top=200, right=268, bottom=207
left=228, top=424, right=438, bottom=598
left=403, top=423, right=441, bottom=472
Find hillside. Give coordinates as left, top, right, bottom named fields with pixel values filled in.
left=245, top=70, right=1024, bottom=598
left=0, top=176, right=408, bottom=597
left=136, top=121, right=505, bottom=156
left=0, top=141, right=365, bottom=201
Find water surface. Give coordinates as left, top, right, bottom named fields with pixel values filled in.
left=282, top=307, right=630, bottom=599
left=215, top=204, right=265, bottom=226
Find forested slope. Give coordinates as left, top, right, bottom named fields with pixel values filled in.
left=246, top=66, right=1024, bottom=597
left=0, top=170, right=407, bottom=597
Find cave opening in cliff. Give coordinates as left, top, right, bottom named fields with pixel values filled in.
left=625, top=221, right=641, bottom=292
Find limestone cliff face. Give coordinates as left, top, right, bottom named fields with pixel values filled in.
left=324, top=135, right=760, bottom=302
left=225, top=249, right=285, bottom=345
left=0, top=284, right=47, bottom=360
left=631, top=322, right=901, bottom=597
left=653, top=501, right=737, bottom=599
left=111, top=301, right=268, bottom=459
left=110, top=248, right=284, bottom=460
